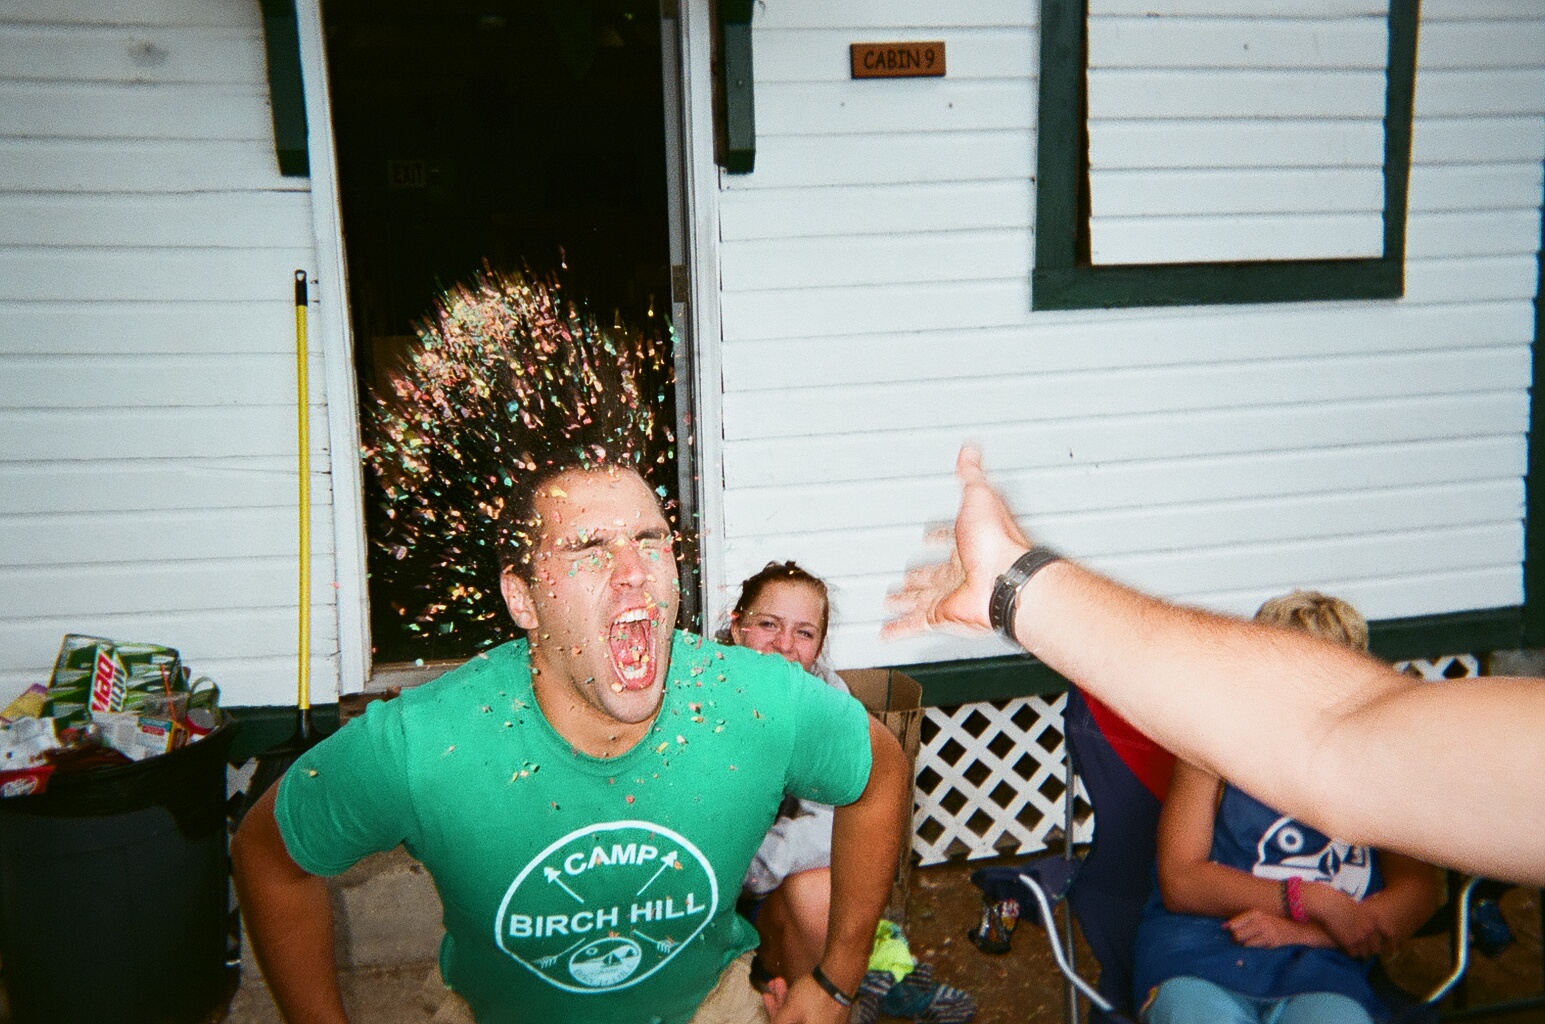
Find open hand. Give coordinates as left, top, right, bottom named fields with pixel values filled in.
left=882, top=447, right=1031, bottom=639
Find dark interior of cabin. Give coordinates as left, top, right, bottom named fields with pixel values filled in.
left=322, top=0, right=676, bottom=666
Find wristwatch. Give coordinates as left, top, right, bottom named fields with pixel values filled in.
left=988, top=546, right=1063, bottom=642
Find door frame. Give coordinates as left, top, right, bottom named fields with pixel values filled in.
left=296, top=0, right=369, bottom=695
left=663, top=0, right=729, bottom=632
left=292, top=0, right=730, bottom=692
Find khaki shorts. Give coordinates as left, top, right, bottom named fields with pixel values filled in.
left=426, top=951, right=769, bottom=1024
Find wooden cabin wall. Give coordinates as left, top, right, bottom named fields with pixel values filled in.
left=0, top=0, right=337, bottom=705
left=710, top=0, right=1545, bottom=670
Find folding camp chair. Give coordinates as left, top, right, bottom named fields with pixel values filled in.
left=969, top=688, right=1522, bottom=1024
left=970, top=688, right=1170, bottom=1024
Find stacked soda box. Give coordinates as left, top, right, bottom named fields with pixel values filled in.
left=0, top=635, right=224, bottom=797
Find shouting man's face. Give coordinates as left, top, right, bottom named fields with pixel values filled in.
left=501, top=466, right=679, bottom=753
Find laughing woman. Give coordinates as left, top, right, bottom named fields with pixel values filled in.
left=723, top=561, right=844, bottom=986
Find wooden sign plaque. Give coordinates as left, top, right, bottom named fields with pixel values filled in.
left=850, top=41, right=945, bottom=79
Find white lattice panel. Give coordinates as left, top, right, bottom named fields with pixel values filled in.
left=1394, top=654, right=1479, bottom=680
left=912, top=694, right=1093, bottom=866
left=910, top=654, right=1479, bottom=865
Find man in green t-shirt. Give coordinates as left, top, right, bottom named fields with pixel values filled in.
left=232, top=460, right=908, bottom=1024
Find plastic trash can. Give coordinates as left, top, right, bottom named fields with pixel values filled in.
left=0, top=724, right=238, bottom=1024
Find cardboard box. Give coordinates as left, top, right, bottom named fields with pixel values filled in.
left=839, top=668, right=923, bottom=923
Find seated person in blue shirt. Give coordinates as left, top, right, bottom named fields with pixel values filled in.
left=1134, top=591, right=1442, bottom=1024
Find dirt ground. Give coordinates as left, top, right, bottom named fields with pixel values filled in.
left=895, top=859, right=1544, bottom=1024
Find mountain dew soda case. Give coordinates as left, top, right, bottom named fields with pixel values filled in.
left=45, top=635, right=186, bottom=724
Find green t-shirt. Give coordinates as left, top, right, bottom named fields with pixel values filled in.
left=274, top=631, right=872, bottom=1024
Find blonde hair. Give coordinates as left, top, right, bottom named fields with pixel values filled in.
left=1254, top=590, right=1369, bottom=653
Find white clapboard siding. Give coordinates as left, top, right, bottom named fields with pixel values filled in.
left=0, top=0, right=334, bottom=707
left=722, top=437, right=1526, bottom=537
left=0, top=24, right=266, bottom=85
left=1087, top=168, right=1383, bottom=216
left=1087, top=16, right=1387, bottom=69
left=757, top=81, right=1034, bottom=137
left=1088, top=70, right=1387, bottom=121
left=0, top=462, right=335, bottom=517
left=0, top=193, right=314, bottom=249
left=1085, top=1, right=1387, bottom=264
left=1415, top=71, right=1545, bottom=118
left=1420, top=21, right=1545, bottom=70
left=0, top=609, right=340, bottom=668
left=1405, top=209, right=1545, bottom=260
left=719, top=181, right=1033, bottom=242
left=0, top=302, right=317, bottom=355
left=1409, top=164, right=1543, bottom=212
left=0, top=250, right=317, bottom=302
left=3, top=555, right=341, bottom=619
left=0, top=1, right=254, bottom=27
left=721, top=280, right=1033, bottom=342
left=726, top=480, right=1525, bottom=579
left=720, top=230, right=1028, bottom=293
left=0, top=82, right=275, bottom=140
left=723, top=348, right=1530, bottom=440
left=1091, top=212, right=1383, bottom=263
left=755, top=28, right=1036, bottom=84
left=753, top=1, right=1037, bottom=32
left=1413, top=117, right=1545, bottom=165
left=1092, top=0, right=1402, bottom=14
left=0, top=139, right=310, bottom=193
left=720, top=132, right=1034, bottom=190
left=830, top=521, right=1522, bottom=631
left=1405, top=255, right=1541, bottom=304
left=0, top=507, right=331, bottom=568
left=721, top=392, right=1531, bottom=488
left=0, top=405, right=334, bottom=462
left=3, top=352, right=328, bottom=409
left=721, top=301, right=1535, bottom=389
left=1089, top=121, right=1384, bottom=169
left=829, top=565, right=1523, bottom=670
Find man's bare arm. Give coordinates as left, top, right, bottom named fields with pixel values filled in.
left=231, top=785, right=350, bottom=1024
left=772, top=716, right=909, bottom=1023
left=885, top=446, right=1545, bottom=885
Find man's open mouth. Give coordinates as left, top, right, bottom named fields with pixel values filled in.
left=607, top=607, right=656, bottom=691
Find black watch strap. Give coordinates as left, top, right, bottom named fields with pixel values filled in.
left=810, top=965, right=855, bottom=1007
left=988, top=547, right=1063, bottom=640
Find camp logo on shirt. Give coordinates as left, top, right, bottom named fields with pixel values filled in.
left=494, top=820, right=719, bottom=993
left=1252, top=815, right=1373, bottom=899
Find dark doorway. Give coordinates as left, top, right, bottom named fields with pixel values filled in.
left=322, top=0, right=677, bottom=668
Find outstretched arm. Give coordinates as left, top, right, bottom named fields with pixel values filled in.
left=231, top=785, right=350, bottom=1024
left=885, top=446, right=1545, bottom=886
left=773, top=717, right=909, bottom=1023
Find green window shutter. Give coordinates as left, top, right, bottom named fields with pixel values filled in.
left=260, top=0, right=311, bottom=178
left=1032, top=0, right=1419, bottom=311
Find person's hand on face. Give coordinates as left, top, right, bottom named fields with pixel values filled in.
left=730, top=579, right=825, bottom=673
left=501, top=467, right=681, bottom=744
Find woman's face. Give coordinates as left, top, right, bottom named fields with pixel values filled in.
left=730, top=579, right=826, bottom=673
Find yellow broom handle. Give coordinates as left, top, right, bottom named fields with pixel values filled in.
left=294, top=270, right=311, bottom=713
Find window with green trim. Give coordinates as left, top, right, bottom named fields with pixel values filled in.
left=1033, top=0, right=1418, bottom=311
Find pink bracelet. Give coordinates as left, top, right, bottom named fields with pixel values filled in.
left=1284, top=876, right=1309, bottom=923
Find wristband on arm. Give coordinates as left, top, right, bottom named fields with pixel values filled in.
left=1283, top=876, right=1309, bottom=923
left=988, top=547, right=1064, bottom=642
left=811, top=964, right=855, bottom=1007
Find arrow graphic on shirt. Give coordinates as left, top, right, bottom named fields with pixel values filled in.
left=544, top=866, right=585, bottom=904
left=635, top=851, right=679, bottom=897
left=534, top=936, right=591, bottom=969
left=632, top=928, right=676, bottom=954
